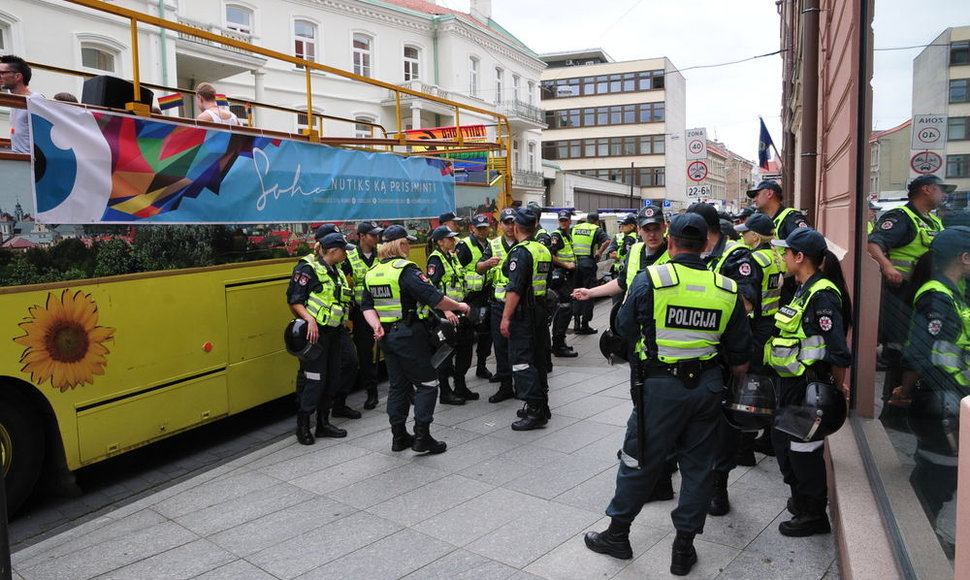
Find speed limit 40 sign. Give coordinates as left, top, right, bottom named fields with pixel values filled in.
left=912, top=114, right=946, bottom=150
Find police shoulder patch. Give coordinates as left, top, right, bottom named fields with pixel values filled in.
left=738, top=263, right=752, bottom=276
left=928, top=319, right=943, bottom=336
left=880, top=220, right=894, bottom=230
left=509, top=260, right=517, bottom=271
left=427, top=264, right=437, bottom=276
left=818, top=315, right=833, bottom=331
left=797, top=220, right=809, bottom=229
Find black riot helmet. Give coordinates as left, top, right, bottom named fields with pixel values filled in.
left=774, top=381, right=847, bottom=442
left=908, top=388, right=962, bottom=455
left=599, top=300, right=629, bottom=364
left=283, top=319, right=322, bottom=361
left=723, top=373, right=777, bottom=431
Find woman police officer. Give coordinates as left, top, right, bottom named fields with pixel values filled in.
left=286, top=232, right=359, bottom=445
left=765, top=227, right=852, bottom=537
left=360, top=225, right=470, bottom=454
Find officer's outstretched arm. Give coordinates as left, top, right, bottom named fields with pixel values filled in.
left=572, top=278, right=621, bottom=300
left=435, top=296, right=469, bottom=315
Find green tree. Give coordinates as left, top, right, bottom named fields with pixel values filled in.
left=49, top=237, right=94, bottom=276
left=132, top=225, right=217, bottom=271
left=3, top=254, right=42, bottom=286
left=93, top=238, right=137, bottom=277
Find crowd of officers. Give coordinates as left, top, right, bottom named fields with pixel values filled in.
left=279, top=173, right=970, bottom=574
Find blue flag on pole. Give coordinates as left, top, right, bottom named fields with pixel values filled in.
left=758, top=118, right=774, bottom=170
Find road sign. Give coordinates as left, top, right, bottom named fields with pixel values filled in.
left=687, top=184, right=712, bottom=197
left=686, top=128, right=707, bottom=160
left=911, top=114, right=946, bottom=150
left=662, top=199, right=672, bottom=207
left=910, top=151, right=943, bottom=175
left=687, top=160, right=708, bottom=182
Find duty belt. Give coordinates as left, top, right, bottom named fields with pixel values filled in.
left=644, top=358, right=721, bottom=388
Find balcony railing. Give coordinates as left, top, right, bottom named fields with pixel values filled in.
left=176, top=16, right=253, bottom=55
left=512, top=169, right=544, bottom=188
left=499, top=99, right=545, bottom=126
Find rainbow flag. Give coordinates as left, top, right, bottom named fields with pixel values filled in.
left=215, top=94, right=230, bottom=108
left=157, top=93, right=183, bottom=111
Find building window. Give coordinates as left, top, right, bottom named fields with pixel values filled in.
left=297, top=109, right=323, bottom=133
left=527, top=81, right=535, bottom=105
left=355, top=116, right=376, bottom=139
left=527, top=142, right=536, bottom=171
left=951, top=41, right=970, bottom=66
left=544, top=103, right=665, bottom=129
left=0, top=23, right=8, bottom=52
left=225, top=5, right=253, bottom=34
left=575, top=167, right=665, bottom=187
left=512, top=140, right=519, bottom=171
left=541, top=70, right=665, bottom=100
left=950, top=79, right=969, bottom=104
left=542, top=135, right=665, bottom=161
left=404, top=45, right=420, bottom=81
left=948, top=117, right=969, bottom=141
left=512, top=75, right=520, bottom=102
left=353, top=33, right=372, bottom=78
left=81, top=45, right=116, bottom=72
left=495, top=68, right=504, bottom=103
left=294, top=20, right=316, bottom=68
left=947, top=154, right=970, bottom=179
left=469, top=57, right=479, bottom=96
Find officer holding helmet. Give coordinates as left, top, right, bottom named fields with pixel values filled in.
left=583, top=213, right=750, bottom=576
left=478, top=208, right=519, bottom=402
left=766, top=227, right=852, bottom=537
left=361, top=225, right=470, bottom=454
left=894, top=226, right=970, bottom=549
left=286, top=231, right=359, bottom=445
left=549, top=210, right=579, bottom=357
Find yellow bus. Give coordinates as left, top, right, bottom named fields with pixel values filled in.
left=0, top=0, right=513, bottom=513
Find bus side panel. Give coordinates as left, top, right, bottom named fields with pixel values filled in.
left=76, top=373, right=229, bottom=464
left=225, top=277, right=297, bottom=413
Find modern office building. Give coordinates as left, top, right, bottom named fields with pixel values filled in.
left=538, top=48, right=686, bottom=209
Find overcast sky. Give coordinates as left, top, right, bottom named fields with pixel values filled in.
left=441, top=0, right=967, bottom=163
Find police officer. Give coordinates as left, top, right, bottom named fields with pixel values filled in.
left=550, top=210, right=579, bottom=357
left=746, top=180, right=812, bottom=240
left=607, top=213, right=639, bottom=304
left=583, top=213, right=750, bottom=577
left=287, top=232, right=359, bottom=445
left=427, top=225, right=477, bottom=404
left=868, top=174, right=950, bottom=428
left=500, top=208, right=553, bottom=430
left=572, top=211, right=611, bottom=334
left=457, top=214, right=494, bottom=379
left=686, top=202, right=761, bottom=516
left=766, top=227, right=852, bottom=537
left=361, top=225, right=470, bottom=454
left=345, top=221, right=384, bottom=411
left=895, top=227, right=970, bottom=554
left=736, top=213, right=785, bottom=361
left=478, top=208, right=518, bottom=402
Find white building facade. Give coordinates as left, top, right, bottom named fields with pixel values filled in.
left=0, top=0, right=547, bottom=202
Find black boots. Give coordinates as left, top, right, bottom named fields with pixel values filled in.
left=438, top=377, right=466, bottom=405
left=363, top=387, right=379, bottom=410
left=476, top=362, right=494, bottom=380
left=779, top=497, right=830, bottom=536
left=574, top=316, right=597, bottom=335
left=391, top=423, right=414, bottom=452
left=488, top=380, right=515, bottom=403
left=412, top=421, right=447, bottom=454
left=296, top=412, right=314, bottom=445
left=331, top=396, right=362, bottom=419
left=583, top=520, right=633, bottom=559
left=453, top=375, right=479, bottom=401
left=511, top=402, right=548, bottom=431
left=315, top=412, right=347, bottom=438
left=552, top=339, right=578, bottom=358
left=708, top=471, right=730, bottom=516
left=670, top=531, right=698, bottom=576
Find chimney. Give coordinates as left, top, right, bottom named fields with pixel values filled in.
left=470, top=0, right=492, bottom=22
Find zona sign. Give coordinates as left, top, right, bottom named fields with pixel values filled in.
left=687, top=160, right=708, bottom=182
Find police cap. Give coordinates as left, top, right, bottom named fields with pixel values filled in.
left=908, top=174, right=957, bottom=196
left=930, top=225, right=970, bottom=260
left=637, top=204, right=664, bottom=227
left=438, top=211, right=463, bottom=223
left=472, top=214, right=491, bottom=227
left=319, top=232, right=354, bottom=250
left=314, top=224, right=339, bottom=240
left=771, top=227, right=826, bottom=258
left=746, top=180, right=783, bottom=199
left=618, top=213, right=637, bottom=226
left=735, top=213, right=774, bottom=236
left=382, top=224, right=417, bottom=242
left=513, top=207, right=537, bottom=226
left=357, top=221, right=384, bottom=236
left=557, top=209, right=573, bottom=221
left=431, top=225, right=459, bottom=241
left=499, top=208, right=516, bottom=222
left=667, top=213, right=708, bottom=242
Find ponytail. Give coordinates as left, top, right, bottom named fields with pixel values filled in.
left=818, top=250, right=853, bottom=331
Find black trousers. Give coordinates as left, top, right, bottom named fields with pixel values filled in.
left=508, top=304, right=549, bottom=403
left=351, top=307, right=378, bottom=392
left=772, top=376, right=828, bottom=510
left=606, top=367, right=724, bottom=534
left=572, top=257, right=597, bottom=323
left=381, top=321, right=438, bottom=425
left=490, top=300, right=511, bottom=382
left=297, top=326, right=354, bottom=414
left=551, top=268, right=575, bottom=343
left=438, top=321, right=474, bottom=381
left=467, top=291, right=492, bottom=365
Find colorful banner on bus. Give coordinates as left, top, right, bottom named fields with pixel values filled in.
left=28, top=99, right=456, bottom=224
left=405, top=124, right=488, bottom=173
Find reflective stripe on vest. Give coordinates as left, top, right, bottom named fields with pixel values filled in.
left=637, top=263, right=738, bottom=363
left=364, top=259, right=414, bottom=323
left=346, top=246, right=378, bottom=302
left=616, top=231, right=637, bottom=261
left=509, top=239, right=552, bottom=297
left=625, top=242, right=670, bottom=294
left=765, top=277, right=841, bottom=376
left=459, top=237, right=485, bottom=292
left=429, top=249, right=467, bottom=301
left=490, top=237, right=513, bottom=301
left=302, top=254, right=351, bottom=327
left=571, top=223, right=599, bottom=257
left=913, top=279, right=970, bottom=387
left=710, top=239, right=747, bottom=274
left=887, top=206, right=944, bottom=278
left=752, top=248, right=784, bottom=317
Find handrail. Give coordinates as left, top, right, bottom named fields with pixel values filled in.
left=61, top=0, right=514, bottom=204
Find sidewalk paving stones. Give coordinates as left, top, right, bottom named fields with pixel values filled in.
left=10, top=300, right=837, bottom=579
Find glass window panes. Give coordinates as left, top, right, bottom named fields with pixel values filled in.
left=353, top=34, right=372, bottom=78
left=946, top=154, right=969, bottom=179
left=947, top=117, right=968, bottom=141
left=949, top=79, right=969, bottom=104
left=226, top=5, right=252, bottom=34
left=81, top=46, right=115, bottom=72
left=404, top=45, right=420, bottom=81
left=294, top=20, right=316, bottom=66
